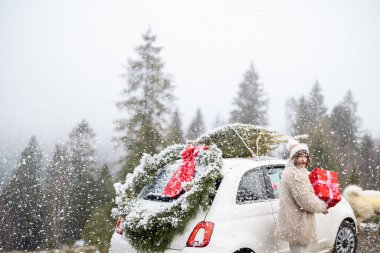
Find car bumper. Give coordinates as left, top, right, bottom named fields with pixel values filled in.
left=110, top=233, right=182, bottom=253
left=181, top=246, right=230, bottom=253
left=110, top=233, right=136, bottom=252
left=110, top=233, right=230, bottom=253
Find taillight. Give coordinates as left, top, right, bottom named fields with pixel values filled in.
left=186, top=221, right=214, bottom=247
left=115, top=216, right=124, bottom=235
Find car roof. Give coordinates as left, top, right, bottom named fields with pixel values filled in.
left=221, top=156, right=286, bottom=176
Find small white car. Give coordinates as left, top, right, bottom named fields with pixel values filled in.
left=110, top=157, right=358, bottom=253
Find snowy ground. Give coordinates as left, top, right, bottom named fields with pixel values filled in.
left=357, top=222, right=380, bottom=253
left=7, top=245, right=99, bottom=253
left=5, top=223, right=380, bottom=253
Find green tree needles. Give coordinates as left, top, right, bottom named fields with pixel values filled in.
left=113, top=144, right=223, bottom=253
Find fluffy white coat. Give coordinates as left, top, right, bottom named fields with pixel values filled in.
left=275, top=160, right=327, bottom=245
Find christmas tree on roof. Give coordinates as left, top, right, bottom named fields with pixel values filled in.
left=195, top=123, right=283, bottom=158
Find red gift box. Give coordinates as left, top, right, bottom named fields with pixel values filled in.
left=309, top=168, right=342, bottom=208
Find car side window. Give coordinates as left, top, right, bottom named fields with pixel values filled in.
left=266, top=166, right=285, bottom=199
left=236, top=168, right=268, bottom=204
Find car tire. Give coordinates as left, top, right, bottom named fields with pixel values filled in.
left=332, top=220, right=358, bottom=253
left=234, top=248, right=254, bottom=253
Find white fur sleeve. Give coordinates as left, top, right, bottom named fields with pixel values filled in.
left=287, top=171, right=327, bottom=213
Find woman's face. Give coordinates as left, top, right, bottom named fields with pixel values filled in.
left=294, top=152, right=308, bottom=168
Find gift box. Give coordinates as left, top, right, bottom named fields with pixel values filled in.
left=309, top=168, right=342, bottom=208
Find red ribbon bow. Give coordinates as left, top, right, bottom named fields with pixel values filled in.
left=162, top=145, right=208, bottom=198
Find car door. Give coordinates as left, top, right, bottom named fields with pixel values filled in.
left=232, top=167, right=278, bottom=253
left=265, top=165, right=332, bottom=253
left=205, top=166, right=279, bottom=253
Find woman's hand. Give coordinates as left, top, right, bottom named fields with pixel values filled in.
left=322, top=207, right=328, bottom=215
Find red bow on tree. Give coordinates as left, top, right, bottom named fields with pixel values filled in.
left=162, top=145, right=208, bottom=198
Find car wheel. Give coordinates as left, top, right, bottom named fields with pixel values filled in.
left=234, top=248, right=254, bottom=253
left=333, top=220, right=357, bottom=253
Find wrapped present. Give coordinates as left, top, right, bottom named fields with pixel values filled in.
left=309, top=168, right=342, bottom=208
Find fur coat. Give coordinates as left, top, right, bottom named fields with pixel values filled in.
left=274, top=160, right=327, bottom=245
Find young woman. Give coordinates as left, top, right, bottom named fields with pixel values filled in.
left=274, top=140, right=328, bottom=253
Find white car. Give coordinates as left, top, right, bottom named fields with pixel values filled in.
left=110, top=157, right=358, bottom=253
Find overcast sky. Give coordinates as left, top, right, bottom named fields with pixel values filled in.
left=1, top=0, right=380, bottom=164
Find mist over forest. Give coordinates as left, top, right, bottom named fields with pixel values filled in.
left=1, top=1, right=380, bottom=251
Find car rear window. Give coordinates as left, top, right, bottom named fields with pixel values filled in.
left=138, top=160, right=183, bottom=202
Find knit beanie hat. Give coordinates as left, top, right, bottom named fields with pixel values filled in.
left=287, top=138, right=309, bottom=159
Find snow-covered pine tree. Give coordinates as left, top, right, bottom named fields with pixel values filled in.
left=115, top=29, right=174, bottom=180
left=359, top=134, right=378, bottom=190
left=307, top=116, right=340, bottom=172
left=285, top=98, right=296, bottom=136
left=304, top=83, right=336, bottom=173
left=0, top=193, right=19, bottom=251
left=0, top=136, right=44, bottom=251
left=186, top=108, right=206, bottom=140
left=307, top=81, right=328, bottom=124
left=346, top=166, right=361, bottom=186
left=376, top=140, right=380, bottom=190
left=287, top=96, right=309, bottom=136
left=82, top=164, right=116, bottom=251
left=229, top=62, right=268, bottom=125
left=0, top=149, right=13, bottom=190
left=94, top=164, right=115, bottom=205
left=330, top=90, right=360, bottom=188
left=165, top=109, right=185, bottom=145
left=287, top=81, right=327, bottom=136
left=212, top=113, right=227, bottom=129
left=43, top=144, right=71, bottom=248
left=65, top=119, right=98, bottom=241
left=82, top=202, right=116, bottom=252
left=286, top=82, right=341, bottom=175
left=331, top=90, right=359, bottom=147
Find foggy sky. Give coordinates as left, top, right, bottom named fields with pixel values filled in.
left=1, top=0, right=380, bottom=165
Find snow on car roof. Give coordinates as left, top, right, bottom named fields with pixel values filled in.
left=220, top=156, right=286, bottom=176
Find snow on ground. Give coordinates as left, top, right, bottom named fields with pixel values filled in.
left=357, top=222, right=380, bottom=253
left=4, top=223, right=380, bottom=252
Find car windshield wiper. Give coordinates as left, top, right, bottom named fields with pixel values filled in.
left=143, top=193, right=173, bottom=202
